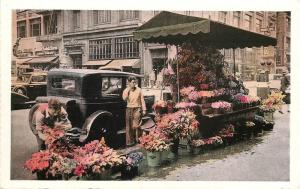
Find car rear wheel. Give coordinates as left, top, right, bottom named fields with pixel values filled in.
left=87, top=116, right=117, bottom=148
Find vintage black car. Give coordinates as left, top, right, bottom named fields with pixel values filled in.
left=28, top=69, right=155, bottom=148
left=11, top=71, right=47, bottom=100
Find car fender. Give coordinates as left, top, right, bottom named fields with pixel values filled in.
left=79, top=110, right=113, bottom=143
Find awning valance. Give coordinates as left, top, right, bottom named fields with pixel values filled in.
left=83, top=60, right=111, bottom=66
left=99, top=59, right=141, bottom=70
left=23, top=56, right=59, bottom=64
left=133, top=11, right=277, bottom=49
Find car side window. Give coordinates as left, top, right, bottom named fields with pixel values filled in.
left=102, top=77, right=122, bottom=97
left=31, top=75, right=46, bottom=82
left=52, top=78, right=76, bottom=91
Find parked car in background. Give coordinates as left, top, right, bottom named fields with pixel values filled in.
left=11, top=71, right=47, bottom=100
left=28, top=69, right=155, bottom=148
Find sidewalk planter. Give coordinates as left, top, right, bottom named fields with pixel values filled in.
left=161, top=150, right=170, bottom=162
left=168, top=138, right=179, bottom=159
left=263, top=112, right=274, bottom=122
left=146, top=151, right=161, bottom=167
left=192, top=146, right=202, bottom=155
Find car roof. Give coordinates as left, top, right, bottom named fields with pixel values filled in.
left=48, top=69, right=143, bottom=78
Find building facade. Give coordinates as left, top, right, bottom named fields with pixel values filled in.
left=13, top=10, right=290, bottom=81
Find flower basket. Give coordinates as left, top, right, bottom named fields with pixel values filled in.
left=168, top=139, right=179, bottom=159
left=263, top=112, right=274, bottom=122
left=146, top=151, right=161, bottom=167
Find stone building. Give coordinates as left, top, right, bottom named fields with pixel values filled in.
left=12, top=10, right=290, bottom=81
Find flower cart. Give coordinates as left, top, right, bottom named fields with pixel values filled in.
left=134, top=11, right=276, bottom=153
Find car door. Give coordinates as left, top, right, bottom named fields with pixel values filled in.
left=100, top=76, right=126, bottom=130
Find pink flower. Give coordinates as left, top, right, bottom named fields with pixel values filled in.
left=180, top=86, right=195, bottom=97
left=188, top=91, right=200, bottom=101
left=200, top=84, right=209, bottom=90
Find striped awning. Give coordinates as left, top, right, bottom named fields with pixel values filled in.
left=23, top=56, right=58, bottom=64
left=99, top=59, right=141, bottom=70
left=83, top=60, right=111, bottom=66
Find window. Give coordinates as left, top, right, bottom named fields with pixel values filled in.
left=244, top=14, right=252, bottom=30
left=30, top=18, right=41, bottom=37
left=51, top=78, right=76, bottom=91
left=89, top=38, right=112, bottom=60
left=115, top=37, right=139, bottom=58
left=44, top=14, right=58, bottom=34
left=119, top=10, right=139, bottom=21
left=89, top=36, right=139, bottom=60
left=218, top=11, right=227, bottom=23
left=73, top=10, right=81, bottom=28
left=102, top=77, right=122, bottom=97
left=17, top=21, right=26, bottom=38
left=255, top=18, right=262, bottom=32
left=233, top=11, right=241, bottom=27
left=93, top=10, right=111, bottom=25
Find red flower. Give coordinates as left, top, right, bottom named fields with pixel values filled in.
left=74, top=165, right=85, bottom=177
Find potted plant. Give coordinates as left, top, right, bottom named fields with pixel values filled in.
left=121, top=152, right=144, bottom=180
left=139, top=131, right=170, bottom=167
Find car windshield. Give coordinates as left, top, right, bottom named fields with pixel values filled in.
left=16, top=74, right=31, bottom=83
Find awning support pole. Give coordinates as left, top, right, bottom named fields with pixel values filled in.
left=233, top=48, right=236, bottom=77
left=160, top=45, right=168, bottom=100
left=176, top=45, right=180, bottom=103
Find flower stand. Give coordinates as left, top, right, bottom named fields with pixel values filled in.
left=146, top=151, right=161, bottom=167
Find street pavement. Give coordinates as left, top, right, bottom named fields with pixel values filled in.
left=135, top=105, right=290, bottom=181
left=11, top=105, right=290, bottom=181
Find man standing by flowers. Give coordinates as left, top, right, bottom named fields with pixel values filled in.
left=122, top=76, right=146, bottom=146
left=32, top=98, right=72, bottom=150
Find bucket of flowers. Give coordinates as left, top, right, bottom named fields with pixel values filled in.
left=260, top=91, right=285, bottom=122
left=139, top=130, right=171, bottom=167
left=218, top=124, right=235, bottom=146
left=73, top=138, right=124, bottom=180
left=121, top=152, right=144, bottom=180
left=190, top=139, right=205, bottom=155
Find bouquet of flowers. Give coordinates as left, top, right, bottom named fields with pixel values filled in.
left=233, top=94, right=250, bottom=104
left=25, top=150, right=51, bottom=173
left=260, top=92, right=285, bottom=112
left=204, top=136, right=223, bottom=146
left=180, top=86, right=195, bottom=98
left=211, top=101, right=232, bottom=110
left=39, top=125, right=66, bottom=146
left=139, top=130, right=171, bottom=152
left=191, top=139, right=206, bottom=147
